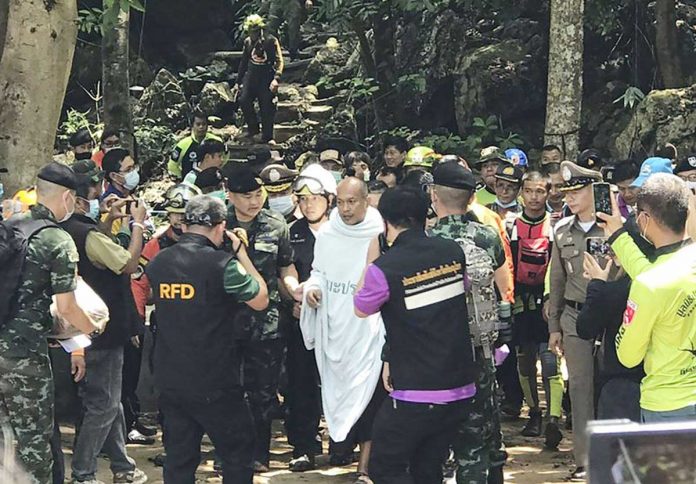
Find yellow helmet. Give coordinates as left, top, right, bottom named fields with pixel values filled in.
left=243, top=14, right=266, bottom=31
left=13, top=186, right=37, bottom=212
left=404, top=146, right=439, bottom=169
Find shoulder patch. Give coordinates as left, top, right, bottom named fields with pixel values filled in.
left=623, top=299, right=637, bottom=325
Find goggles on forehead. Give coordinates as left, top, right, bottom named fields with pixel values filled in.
left=293, top=176, right=327, bottom=195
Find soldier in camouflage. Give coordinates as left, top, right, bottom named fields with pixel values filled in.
left=0, top=163, right=97, bottom=484
left=225, top=165, right=299, bottom=472
left=428, top=160, right=513, bottom=484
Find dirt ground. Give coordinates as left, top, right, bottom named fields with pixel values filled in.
left=61, top=412, right=575, bottom=483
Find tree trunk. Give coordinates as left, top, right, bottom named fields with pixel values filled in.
left=102, top=1, right=133, bottom=152
left=544, top=0, right=584, bottom=160
left=655, top=0, right=684, bottom=89
left=0, top=0, right=77, bottom=195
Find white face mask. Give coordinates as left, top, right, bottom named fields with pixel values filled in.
left=363, top=170, right=371, bottom=182
left=495, top=198, right=518, bottom=209
left=122, top=170, right=140, bottom=191
left=269, top=195, right=295, bottom=216
left=87, top=199, right=100, bottom=220
left=59, top=192, right=76, bottom=223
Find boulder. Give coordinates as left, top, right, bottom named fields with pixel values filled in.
left=304, top=38, right=357, bottom=85
left=613, top=84, right=696, bottom=159
left=195, top=81, right=236, bottom=119
left=134, top=69, right=191, bottom=131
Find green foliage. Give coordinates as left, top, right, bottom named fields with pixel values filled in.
left=78, top=7, right=104, bottom=35
left=614, top=86, right=646, bottom=109
left=397, top=74, right=427, bottom=96
left=317, top=75, right=379, bottom=103
left=134, top=118, right=176, bottom=168
left=102, top=0, right=146, bottom=26
left=57, top=109, right=102, bottom=147
left=180, top=64, right=229, bottom=84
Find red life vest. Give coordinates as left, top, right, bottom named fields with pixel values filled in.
left=511, top=216, right=551, bottom=288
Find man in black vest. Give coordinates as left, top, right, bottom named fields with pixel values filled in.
left=354, top=186, right=478, bottom=483
left=146, top=195, right=269, bottom=483
left=61, top=175, right=148, bottom=483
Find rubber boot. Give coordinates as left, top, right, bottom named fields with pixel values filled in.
left=521, top=409, right=543, bottom=437
left=487, top=465, right=505, bottom=484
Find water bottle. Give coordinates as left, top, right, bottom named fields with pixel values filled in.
left=497, top=301, right=513, bottom=345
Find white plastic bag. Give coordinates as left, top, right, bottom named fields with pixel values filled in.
left=49, top=277, right=109, bottom=340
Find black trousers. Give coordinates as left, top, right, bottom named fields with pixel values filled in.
left=369, top=398, right=467, bottom=484
left=122, top=341, right=143, bottom=432
left=495, top=344, right=524, bottom=410
left=239, top=69, right=276, bottom=141
left=284, top=321, right=321, bottom=457
left=240, top=339, right=284, bottom=465
left=159, top=389, right=254, bottom=484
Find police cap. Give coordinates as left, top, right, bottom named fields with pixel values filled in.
left=559, top=160, right=602, bottom=192
left=226, top=165, right=263, bottom=193
left=675, top=154, right=696, bottom=175
left=259, top=164, right=298, bottom=193
left=577, top=148, right=603, bottom=170
left=432, top=160, right=477, bottom=190
left=37, top=162, right=78, bottom=190
left=494, top=164, right=524, bottom=184
left=195, top=167, right=225, bottom=191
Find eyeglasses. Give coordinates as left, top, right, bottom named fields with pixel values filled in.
left=680, top=174, right=696, bottom=182
left=102, top=138, right=120, bottom=148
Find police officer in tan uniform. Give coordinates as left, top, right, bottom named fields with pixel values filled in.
left=546, top=161, right=604, bottom=481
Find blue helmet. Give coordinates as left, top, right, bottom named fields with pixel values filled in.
left=505, top=148, right=528, bottom=167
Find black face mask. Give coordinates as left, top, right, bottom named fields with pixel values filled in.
left=171, top=226, right=183, bottom=236
left=75, top=151, right=93, bottom=160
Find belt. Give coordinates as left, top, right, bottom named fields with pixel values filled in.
left=565, top=299, right=584, bottom=311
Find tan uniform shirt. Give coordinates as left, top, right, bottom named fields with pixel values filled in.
left=85, top=231, right=131, bottom=275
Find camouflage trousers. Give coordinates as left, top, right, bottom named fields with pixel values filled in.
left=0, top=351, right=54, bottom=484
left=240, top=339, right=285, bottom=466
left=454, top=353, right=507, bottom=484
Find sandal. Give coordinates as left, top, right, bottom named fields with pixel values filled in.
left=353, top=472, right=372, bottom=484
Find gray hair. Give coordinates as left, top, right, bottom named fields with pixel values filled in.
left=637, top=173, right=689, bottom=234
left=184, top=194, right=227, bottom=227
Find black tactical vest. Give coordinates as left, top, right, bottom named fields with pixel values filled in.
left=373, top=229, right=477, bottom=391
left=146, top=233, right=243, bottom=394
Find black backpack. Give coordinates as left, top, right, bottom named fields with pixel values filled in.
left=0, top=218, right=58, bottom=326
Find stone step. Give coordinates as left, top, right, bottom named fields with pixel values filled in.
left=273, top=123, right=311, bottom=143
left=303, top=104, right=333, bottom=123
left=276, top=101, right=303, bottom=124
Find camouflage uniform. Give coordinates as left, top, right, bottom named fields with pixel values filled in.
left=0, top=204, right=79, bottom=484
left=429, top=213, right=508, bottom=483
left=226, top=207, right=294, bottom=466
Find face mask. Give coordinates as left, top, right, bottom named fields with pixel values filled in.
left=638, top=212, right=653, bottom=246
left=122, top=170, right=140, bottom=191
left=363, top=170, right=371, bottom=182
left=495, top=198, right=518, bottom=209
left=269, top=195, right=295, bottom=216
left=209, top=190, right=227, bottom=203
left=59, top=193, right=75, bottom=223
left=75, top=151, right=92, bottom=161
left=171, top=226, right=183, bottom=236
left=687, top=181, right=696, bottom=193
left=86, top=199, right=100, bottom=220
left=330, top=171, right=343, bottom=183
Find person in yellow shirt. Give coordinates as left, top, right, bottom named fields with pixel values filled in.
left=601, top=174, right=696, bottom=423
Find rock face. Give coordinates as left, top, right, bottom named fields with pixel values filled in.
left=195, top=81, right=237, bottom=121
left=304, top=39, right=357, bottom=86
left=134, top=69, right=191, bottom=130
left=613, top=84, right=696, bottom=159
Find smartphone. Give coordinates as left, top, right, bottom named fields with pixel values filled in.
left=593, top=182, right=612, bottom=223
left=586, top=237, right=611, bottom=259
left=125, top=199, right=135, bottom=215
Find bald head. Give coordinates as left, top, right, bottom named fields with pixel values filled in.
left=337, top=177, right=369, bottom=225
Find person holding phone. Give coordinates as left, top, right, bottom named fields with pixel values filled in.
left=546, top=160, right=607, bottom=481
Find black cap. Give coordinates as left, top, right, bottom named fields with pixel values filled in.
left=494, top=164, right=524, bottom=184
left=69, top=128, right=93, bottom=148
left=577, top=148, right=603, bottom=170
left=247, top=148, right=272, bottom=166
left=195, top=167, right=225, bottom=190
left=226, top=165, right=263, bottom=193
left=675, top=154, right=696, bottom=174
left=37, top=162, right=78, bottom=190
left=432, top=161, right=477, bottom=190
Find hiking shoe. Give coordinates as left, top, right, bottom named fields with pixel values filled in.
left=113, top=468, right=147, bottom=484
left=570, top=466, right=586, bottom=481
left=72, top=479, right=105, bottom=484
left=127, top=429, right=155, bottom=445
left=521, top=409, right=543, bottom=437
left=329, top=453, right=353, bottom=467
left=544, top=417, right=563, bottom=449
left=134, top=421, right=157, bottom=437
left=148, top=453, right=165, bottom=467
left=289, top=454, right=315, bottom=472
left=500, top=401, right=521, bottom=419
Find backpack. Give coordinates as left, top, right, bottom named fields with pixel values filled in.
left=0, top=218, right=58, bottom=327
left=511, top=217, right=551, bottom=288
left=453, top=226, right=499, bottom=357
